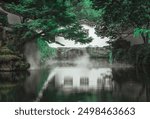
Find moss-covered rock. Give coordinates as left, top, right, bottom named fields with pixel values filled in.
left=0, top=47, right=30, bottom=71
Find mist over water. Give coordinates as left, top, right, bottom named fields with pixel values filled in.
left=74, top=52, right=90, bottom=67
left=22, top=24, right=134, bottom=102
left=33, top=50, right=114, bottom=101
left=24, top=42, right=40, bottom=70
left=24, top=24, right=110, bottom=70
left=35, top=69, right=56, bottom=102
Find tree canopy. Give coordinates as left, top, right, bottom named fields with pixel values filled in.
left=93, top=0, right=150, bottom=44
left=3, top=0, right=93, bottom=49
left=71, top=0, right=101, bottom=22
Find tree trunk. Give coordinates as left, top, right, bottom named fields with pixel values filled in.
left=145, top=33, right=149, bottom=44
left=141, top=33, right=149, bottom=44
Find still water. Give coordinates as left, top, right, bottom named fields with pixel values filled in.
left=0, top=58, right=150, bottom=102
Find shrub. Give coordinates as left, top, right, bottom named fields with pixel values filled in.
left=113, top=44, right=150, bottom=65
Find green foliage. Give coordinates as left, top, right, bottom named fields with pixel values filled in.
left=60, top=22, right=93, bottom=43
left=4, top=0, right=92, bottom=48
left=134, top=28, right=150, bottom=39
left=72, top=0, right=101, bottom=22
left=108, top=51, right=113, bottom=64
left=37, top=38, right=56, bottom=63
left=93, top=0, right=150, bottom=43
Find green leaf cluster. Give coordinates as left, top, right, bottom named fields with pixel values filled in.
left=93, top=0, right=150, bottom=42
left=37, top=38, right=56, bottom=63
left=4, top=0, right=92, bottom=47
left=134, top=28, right=150, bottom=39
left=72, top=0, right=101, bottom=22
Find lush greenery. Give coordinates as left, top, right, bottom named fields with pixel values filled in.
left=3, top=0, right=93, bottom=50
left=37, top=38, right=56, bottom=63
left=0, top=47, right=30, bottom=71
left=1, top=0, right=150, bottom=65
left=0, top=0, right=101, bottom=64
left=134, top=28, right=150, bottom=43
left=71, top=0, right=101, bottom=22
left=92, top=0, right=150, bottom=65
left=93, top=0, right=150, bottom=44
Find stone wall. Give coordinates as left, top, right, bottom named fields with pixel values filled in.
left=56, top=48, right=85, bottom=59
left=86, top=47, right=109, bottom=58
left=55, top=47, right=109, bottom=59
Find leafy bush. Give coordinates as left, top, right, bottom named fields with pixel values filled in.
left=134, top=28, right=150, bottom=39
left=36, top=38, right=56, bottom=63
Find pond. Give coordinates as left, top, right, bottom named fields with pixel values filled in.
left=0, top=57, right=150, bottom=102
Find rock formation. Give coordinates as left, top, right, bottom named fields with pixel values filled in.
left=0, top=47, right=30, bottom=71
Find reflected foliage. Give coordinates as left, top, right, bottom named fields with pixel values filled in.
left=1, top=66, right=150, bottom=101
left=112, top=67, right=150, bottom=101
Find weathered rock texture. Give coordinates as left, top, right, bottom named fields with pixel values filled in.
left=0, top=47, right=30, bottom=71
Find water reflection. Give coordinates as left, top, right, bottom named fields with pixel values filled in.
left=54, top=67, right=113, bottom=91
left=1, top=63, right=150, bottom=102
left=0, top=71, right=35, bottom=101
left=38, top=66, right=150, bottom=102
left=112, top=67, right=150, bottom=101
